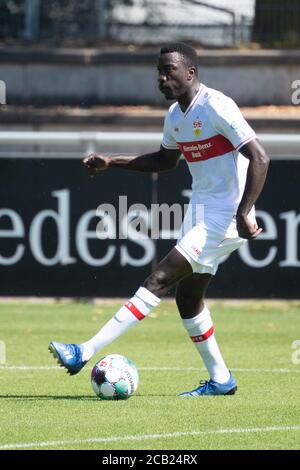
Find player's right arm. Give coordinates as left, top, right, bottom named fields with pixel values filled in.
left=83, top=146, right=181, bottom=177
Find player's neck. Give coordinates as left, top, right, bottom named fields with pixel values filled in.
left=178, top=82, right=201, bottom=112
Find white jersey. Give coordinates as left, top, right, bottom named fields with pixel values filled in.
left=162, top=84, right=256, bottom=210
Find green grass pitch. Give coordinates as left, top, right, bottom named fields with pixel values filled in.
left=0, top=300, right=299, bottom=450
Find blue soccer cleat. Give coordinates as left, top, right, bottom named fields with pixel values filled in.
left=179, top=372, right=237, bottom=397
left=48, top=341, right=87, bottom=376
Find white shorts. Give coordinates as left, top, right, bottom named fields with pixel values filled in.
left=175, top=204, right=254, bottom=276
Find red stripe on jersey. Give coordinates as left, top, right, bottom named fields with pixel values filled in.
left=125, top=301, right=145, bottom=321
left=177, top=135, right=235, bottom=162
left=191, top=326, right=214, bottom=343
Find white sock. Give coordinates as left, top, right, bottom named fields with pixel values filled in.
left=81, top=287, right=160, bottom=361
left=182, top=305, right=230, bottom=383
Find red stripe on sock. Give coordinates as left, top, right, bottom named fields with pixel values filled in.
left=191, top=326, right=214, bottom=343
left=125, top=301, right=145, bottom=321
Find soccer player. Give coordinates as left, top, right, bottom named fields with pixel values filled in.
left=49, top=43, right=269, bottom=396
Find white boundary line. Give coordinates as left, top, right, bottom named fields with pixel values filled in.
left=0, top=365, right=299, bottom=373
left=0, top=426, right=299, bottom=450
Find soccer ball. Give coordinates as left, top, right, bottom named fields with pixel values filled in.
left=91, top=354, right=139, bottom=400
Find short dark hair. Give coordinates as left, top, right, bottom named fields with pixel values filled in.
left=160, top=42, right=198, bottom=72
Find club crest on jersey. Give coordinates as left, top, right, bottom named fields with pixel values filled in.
left=193, top=118, right=203, bottom=136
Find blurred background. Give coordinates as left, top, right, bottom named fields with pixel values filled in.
left=1, top=0, right=300, bottom=48
left=0, top=0, right=299, bottom=299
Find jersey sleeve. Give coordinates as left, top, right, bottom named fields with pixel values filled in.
left=161, top=111, right=179, bottom=150
left=206, top=95, right=256, bottom=150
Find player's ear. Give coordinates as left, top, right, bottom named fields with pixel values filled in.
left=187, top=66, right=196, bottom=81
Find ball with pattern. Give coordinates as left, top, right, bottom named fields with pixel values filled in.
left=91, top=354, right=139, bottom=400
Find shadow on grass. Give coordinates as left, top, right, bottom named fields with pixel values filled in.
left=0, top=395, right=98, bottom=401
left=0, top=394, right=173, bottom=400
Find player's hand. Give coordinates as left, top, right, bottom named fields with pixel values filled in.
left=83, top=153, right=109, bottom=177
left=236, top=214, right=263, bottom=240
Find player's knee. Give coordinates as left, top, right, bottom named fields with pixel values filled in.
left=143, top=269, right=170, bottom=296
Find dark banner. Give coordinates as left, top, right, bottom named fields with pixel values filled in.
left=0, top=158, right=299, bottom=298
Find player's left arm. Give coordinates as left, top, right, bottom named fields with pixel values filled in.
left=237, top=138, right=270, bottom=239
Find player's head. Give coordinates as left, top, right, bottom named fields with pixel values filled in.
left=158, top=42, right=199, bottom=100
